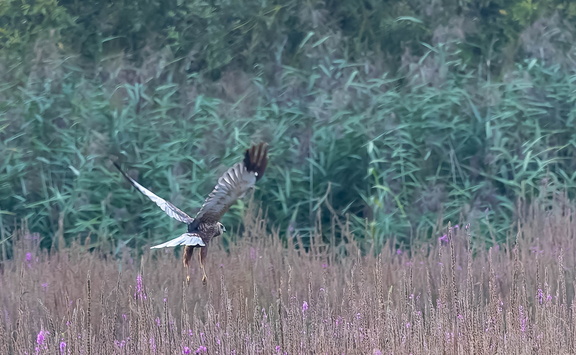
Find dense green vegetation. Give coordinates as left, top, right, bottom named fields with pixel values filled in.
left=1, top=0, right=575, bottom=253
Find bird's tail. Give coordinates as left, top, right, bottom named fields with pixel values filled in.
left=244, top=142, right=269, bottom=181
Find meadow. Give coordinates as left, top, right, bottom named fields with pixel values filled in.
left=1, top=197, right=575, bottom=354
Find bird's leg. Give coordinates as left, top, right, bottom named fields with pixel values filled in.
left=183, top=246, right=194, bottom=284
left=199, top=246, right=208, bottom=284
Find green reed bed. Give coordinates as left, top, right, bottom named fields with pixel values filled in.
left=2, top=52, right=575, bottom=252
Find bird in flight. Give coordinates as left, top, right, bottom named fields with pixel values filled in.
left=114, top=143, right=269, bottom=283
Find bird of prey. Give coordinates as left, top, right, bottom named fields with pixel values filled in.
left=113, top=143, right=269, bottom=283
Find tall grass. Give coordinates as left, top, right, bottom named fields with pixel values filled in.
left=1, top=198, right=575, bottom=354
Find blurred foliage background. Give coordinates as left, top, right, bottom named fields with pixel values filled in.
left=1, top=0, right=575, bottom=255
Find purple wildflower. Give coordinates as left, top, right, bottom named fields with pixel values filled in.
left=275, top=345, right=281, bottom=352
left=41, top=283, right=48, bottom=290
left=537, top=289, right=544, bottom=304
left=302, top=301, right=309, bottom=312
left=195, top=346, right=207, bottom=353
left=396, top=249, right=402, bottom=255
left=26, top=252, right=33, bottom=262
left=114, top=340, right=126, bottom=348
left=529, top=246, right=543, bottom=254
left=519, top=306, right=527, bottom=332
left=439, top=234, right=449, bottom=243
left=37, top=330, right=48, bottom=345
left=155, top=317, right=161, bottom=326
left=183, top=347, right=191, bottom=354
left=134, top=274, right=147, bottom=300
left=35, top=330, right=49, bottom=354
left=59, top=341, right=66, bottom=354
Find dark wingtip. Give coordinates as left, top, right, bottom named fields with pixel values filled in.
left=112, top=160, right=135, bottom=183
left=112, top=160, right=123, bottom=172
left=244, top=142, right=269, bottom=180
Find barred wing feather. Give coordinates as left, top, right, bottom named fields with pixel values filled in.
left=113, top=162, right=195, bottom=224
left=193, top=143, right=268, bottom=225
left=150, top=233, right=205, bottom=249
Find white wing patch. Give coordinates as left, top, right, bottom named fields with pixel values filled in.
left=150, top=233, right=205, bottom=249
left=114, top=162, right=195, bottom=224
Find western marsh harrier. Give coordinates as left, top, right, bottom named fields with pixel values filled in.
left=114, top=143, right=268, bottom=282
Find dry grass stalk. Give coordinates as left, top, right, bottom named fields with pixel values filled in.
left=1, top=202, right=576, bottom=354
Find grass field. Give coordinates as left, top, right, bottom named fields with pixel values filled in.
left=1, top=199, right=575, bottom=354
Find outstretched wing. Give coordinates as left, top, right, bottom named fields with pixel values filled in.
left=192, top=143, right=269, bottom=226
left=150, top=233, right=205, bottom=249
left=113, top=162, right=195, bottom=224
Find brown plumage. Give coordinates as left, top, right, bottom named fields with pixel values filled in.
left=114, top=143, right=269, bottom=282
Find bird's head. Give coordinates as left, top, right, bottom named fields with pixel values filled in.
left=217, top=222, right=226, bottom=236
